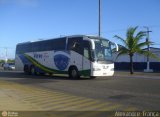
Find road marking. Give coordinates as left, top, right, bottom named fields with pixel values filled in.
left=0, top=80, right=137, bottom=111
left=35, top=97, right=85, bottom=108
left=124, top=107, right=138, bottom=111
left=48, top=99, right=100, bottom=110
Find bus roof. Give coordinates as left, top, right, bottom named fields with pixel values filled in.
left=17, top=35, right=110, bottom=45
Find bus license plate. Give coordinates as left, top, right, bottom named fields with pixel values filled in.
left=103, top=73, right=107, bottom=75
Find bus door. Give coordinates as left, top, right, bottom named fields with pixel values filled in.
left=82, top=40, right=91, bottom=76
left=67, top=37, right=83, bottom=70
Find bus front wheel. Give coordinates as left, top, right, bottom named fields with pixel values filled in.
left=69, top=67, right=79, bottom=79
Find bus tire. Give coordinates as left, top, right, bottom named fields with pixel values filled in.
left=69, top=67, right=80, bottom=79
left=24, top=65, right=29, bottom=74
left=30, top=65, right=37, bottom=75
left=90, top=76, right=96, bottom=79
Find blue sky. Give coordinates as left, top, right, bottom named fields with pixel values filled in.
left=0, top=0, right=160, bottom=59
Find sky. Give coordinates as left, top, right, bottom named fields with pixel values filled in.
left=0, top=0, right=160, bottom=59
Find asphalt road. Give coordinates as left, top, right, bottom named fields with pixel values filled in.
left=0, top=70, right=160, bottom=111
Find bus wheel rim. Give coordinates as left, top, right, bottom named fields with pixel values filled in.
left=72, top=70, right=77, bottom=77
left=31, top=67, right=35, bottom=74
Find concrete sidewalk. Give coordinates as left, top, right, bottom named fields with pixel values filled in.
left=114, top=71, right=160, bottom=79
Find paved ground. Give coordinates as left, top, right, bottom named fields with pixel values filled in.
left=114, top=70, right=160, bottom=78
left=0, top=70, right=160, bottom=116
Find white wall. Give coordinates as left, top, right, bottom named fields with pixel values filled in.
left=113, top=48, right=160, bottom=62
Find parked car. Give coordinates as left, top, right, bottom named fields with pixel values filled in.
left=3, top=63, right=15, bottom=70
left=0, top=62, right=5, bottom=67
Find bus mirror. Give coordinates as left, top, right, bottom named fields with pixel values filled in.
left=110, top=42, right=119, bottom=52
left=115, top=43, right=119, bottom=51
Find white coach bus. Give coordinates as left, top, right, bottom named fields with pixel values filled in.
left=15, top=35, right=118, bottom=79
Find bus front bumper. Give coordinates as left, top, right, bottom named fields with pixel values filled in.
left=91, top=64, right=114, bottom=77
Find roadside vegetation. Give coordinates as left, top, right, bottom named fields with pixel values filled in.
left=0, top=59, right=15, bottom=67
left=114, top=26, right=159, bottom=74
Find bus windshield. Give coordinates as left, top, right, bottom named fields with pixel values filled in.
left=93, top=39, right=112, bottom=61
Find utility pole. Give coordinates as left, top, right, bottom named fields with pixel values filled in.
left=0, top=47, right=8, bottom=63
left=5, top=47, right=8, bottom=63
left=98, top=0, right=101, bottom=38
left=144, top=26, right=153, bottom=72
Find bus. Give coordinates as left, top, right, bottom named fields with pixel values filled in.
left=15, top=35, right=118, bottom=79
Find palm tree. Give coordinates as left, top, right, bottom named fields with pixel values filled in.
left=114, top=26, right=157, bottom=74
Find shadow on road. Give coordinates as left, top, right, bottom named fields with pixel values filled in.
left=0, top=70, right=92, bottom=84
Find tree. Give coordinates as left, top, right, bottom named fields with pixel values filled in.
left=7, top=59, right=15, bottom=63
left=114, top=26, right=158, bottom=74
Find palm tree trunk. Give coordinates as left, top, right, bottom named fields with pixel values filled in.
left=129, top=55, right=134, bottom=74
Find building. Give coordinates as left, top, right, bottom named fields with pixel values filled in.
left=113, top=47, right=160, bottom=71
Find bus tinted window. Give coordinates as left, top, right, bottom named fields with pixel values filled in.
left=16, top=38, right=66, bottom=53
left=67, top=37, right=83, bottom=54
left=16, top=43, right=31, bottom=54
left=52, top=38, right=66, bottom=50
left=83, top=40, right=91, bottom=60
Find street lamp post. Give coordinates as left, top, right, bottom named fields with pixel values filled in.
left=98, top=0, right=101, bottom=38
left=5, top=48, right=8, bottom=63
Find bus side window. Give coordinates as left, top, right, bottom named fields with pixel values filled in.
left=67, top=37, right=83, bottom=54
left=84, top=48, right=89, bottom=59
left=83, top=40, right=91, bottom=60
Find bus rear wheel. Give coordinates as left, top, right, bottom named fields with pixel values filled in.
left=24, top=65, right=29, bottom=74
left=30, top=65, right=37, bottom=75
left=69, top=67, right=79, bottom=79
left=90, top=76, right=96, bottom=79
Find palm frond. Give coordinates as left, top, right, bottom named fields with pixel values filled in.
left=115, top=45, right=129, bottom=60
left=114, top=35, right=127, bottom=46
left=126, top=27, right=138, bottom=50
left=137, top=50, right=160, bottom=61
left=134, top=31, right=146, bottom=46
left=135, top=41, right=152, bottom=49
left=135, top=31, right=146, bottom=40
left=126, top=26, right=138, bottom=40
left=115, top=50, right=128, bottom=61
